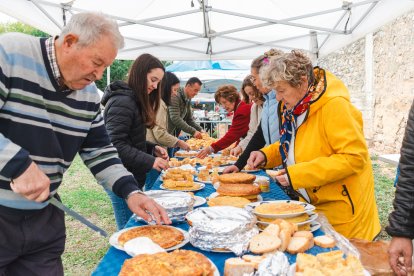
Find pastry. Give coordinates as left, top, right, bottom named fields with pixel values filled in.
left=219, top=172, right=256, bottom=184
left=254, top=202, right=305, bottom=215
left=119, top=249, right=214, bottom=276
left=207, top=196, right=251, bottom=208
left=118, top=225, right=184, bottom=248
left=216, top=184, right=261, bottom=197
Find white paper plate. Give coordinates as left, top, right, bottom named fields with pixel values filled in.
left=160, top=182, right=205, bottom=192
left=198, top=166, right=226, bottom=173
left=209, top=258, right=220, bottom=276
left=208, top=192, right=263, bottom=203
left=288, top=262, right=370, bottom=276
left=194, top=195, right=207, bottom=207
left=256, top=212, right=318, bottom=227
left=194, top=176, right=213, bottom=184
left=109, top=226, right=190, bottom=256
left=245, top=200, right=316, bottom=219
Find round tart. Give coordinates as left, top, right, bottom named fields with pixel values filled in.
left=258, top=213, right=309, bottom=223
left=208, top=196, right=251, bottom=208
left=119, top=249, right=214, bottom=276
left=217, top=184, right=261, bottom=196
left=218, top=173, right=256, bottom=184
left=118, top=225, right=184, bottom=248
left=255, top=202, right=305, bottom=215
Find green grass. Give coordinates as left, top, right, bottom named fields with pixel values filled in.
left=59, top=155, right=116, bottom=276
left=58, top=155, right=397, bottom=275
left=372, top=159, right=396, bottom=240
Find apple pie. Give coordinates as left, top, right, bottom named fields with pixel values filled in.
left=119, top=249, right=214, bottom=276
left=118, top=225, right=184, bottom=248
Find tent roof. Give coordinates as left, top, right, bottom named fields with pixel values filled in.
left=1, top=0, right=413, bottom=60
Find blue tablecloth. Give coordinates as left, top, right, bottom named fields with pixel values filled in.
left=92, top=170, right=332, bottom=276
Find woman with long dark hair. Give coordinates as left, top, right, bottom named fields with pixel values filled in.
left=146, top=72, right=190, bottom=150
left=101, top=53, right=169, bottom=229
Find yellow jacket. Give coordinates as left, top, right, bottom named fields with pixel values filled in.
left=261, top=68, right=380, bottom=240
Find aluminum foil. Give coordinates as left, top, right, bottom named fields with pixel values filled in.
left=255, top=252, right=289, bottom=276
left=133, top=190, right=194, bottom=223
left=186, top=206, right=258, bottom=255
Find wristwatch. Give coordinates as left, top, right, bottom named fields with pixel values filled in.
left=126, top=190, right=145, bottom=200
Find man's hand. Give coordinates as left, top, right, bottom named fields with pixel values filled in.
left=230, top=146, right=242, bottom=157
left=193, top=131, right=203, bottom=139
left=201, top=130, right=209, bottom=137
left=389, top=236, right=413, bottom=276
left=127, top=193, right=171, bottom=225
left=247, top=151, right=265, bottom=169
left=196, top=146, right=212, bottom=159
left=152, top=157, right=169, bottom=171
left=177, top=140, right=190, bottom=151
left=10, top=162, right=50, bottom=202
left=223, top=165, right=240, bottom=174
left=154, top=145, right=168, bottom=160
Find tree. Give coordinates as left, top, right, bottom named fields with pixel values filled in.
left=0, top=22, right=48, bottom=37
left=96, top=60, right=173, bottom=91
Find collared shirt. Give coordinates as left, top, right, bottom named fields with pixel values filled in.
left=45, top=36, right=72, bottom=92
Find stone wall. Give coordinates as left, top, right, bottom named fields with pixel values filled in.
left=318, top=10, right=414, bottom=154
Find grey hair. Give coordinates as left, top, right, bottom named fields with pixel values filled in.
left=260, top=50, right=313, bottom=88
left=58, top=12, right=124, bottom=49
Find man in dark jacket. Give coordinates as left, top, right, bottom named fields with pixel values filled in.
left=168, top=77, right=203, bottom=138
left=387, top=100, right=414, bottom=276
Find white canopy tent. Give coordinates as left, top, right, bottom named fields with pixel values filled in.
left=0, top=0, right=413, bottom=60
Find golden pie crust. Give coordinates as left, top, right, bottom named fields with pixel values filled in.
left=218, top=172, right=256, bottom=184
left=258, top=213, right=309, bottom=223
left=207, top=196, right=251, bottom=208
left=217, top=183, right=261, bottom=196
left=255, top=202, right=305, bottom=215
left=119, top=249, right=214, bottom=276
left=118, top=225, right=184, bottom=248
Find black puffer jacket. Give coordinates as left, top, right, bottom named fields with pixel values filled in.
left=101, top=81, right=156, bottom=188
left=386, top=100, right=414, bottom=239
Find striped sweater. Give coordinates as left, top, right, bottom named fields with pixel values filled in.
left=0, top=33, right=138, bottom=210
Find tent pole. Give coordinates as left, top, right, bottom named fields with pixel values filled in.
left=364, top=32, right=374, bottom=140
left=106, top=66, right=111, bottom=86
left=309, top=31, right=319, bottom=65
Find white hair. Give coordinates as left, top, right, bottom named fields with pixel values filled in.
left=58, top=12, right=124, bottom=49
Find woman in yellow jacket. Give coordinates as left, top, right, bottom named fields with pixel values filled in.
left=248, top=50, right=380, bottom=240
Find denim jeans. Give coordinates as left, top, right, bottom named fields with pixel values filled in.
left=104, top=188, right=132, bottom=230
left=144, top=169, right=160, bottom=191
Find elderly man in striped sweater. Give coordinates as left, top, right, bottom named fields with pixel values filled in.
left=0, top=12, right=170, bottom=275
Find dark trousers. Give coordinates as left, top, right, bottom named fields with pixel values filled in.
left=0, top=204, right=66, bottom=276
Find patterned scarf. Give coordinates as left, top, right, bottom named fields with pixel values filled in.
left=279, top=85, right=315, bottom=165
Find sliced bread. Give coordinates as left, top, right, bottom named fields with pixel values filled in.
left=278, top=229, right=292, bottom=252
left=249, top=233, right=281, bottom=254
left=262, top=223, right=280, bottom=237
left=287, top=236, right=312, bottom=254
left=314, top=235, right=336, bottom=248
left=296, top=253, right=319, bottom=272
left=241, top=254, right=267, bottom=269
left=224, top=258, right=255, bottom=276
